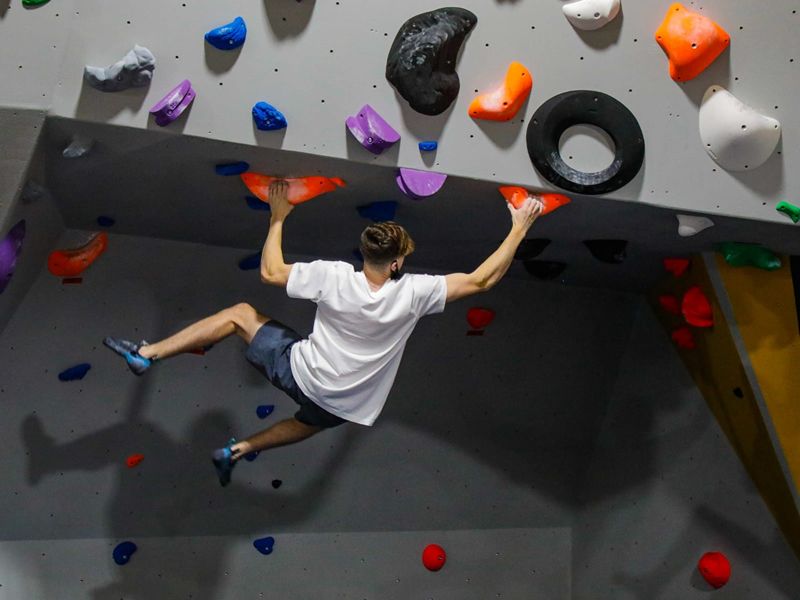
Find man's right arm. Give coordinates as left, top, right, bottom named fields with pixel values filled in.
left=445, top=196, right=543, bottom=303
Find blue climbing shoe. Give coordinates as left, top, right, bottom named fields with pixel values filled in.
left=103, top=336, right=152, bottom=376
left=212, top=438, right=238, bottom=487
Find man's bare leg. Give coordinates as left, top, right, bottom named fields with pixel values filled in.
left=230, top=418, right=322, bottom=459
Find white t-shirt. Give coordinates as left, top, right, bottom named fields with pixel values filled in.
left=286, top=260, right=447, bottom=426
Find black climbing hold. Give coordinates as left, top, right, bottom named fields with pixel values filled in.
left=385, top=8, right=477, bottom=116
left=733, top=387, right=744, bottom=398
left=523, top=260, right=566, bottom=280
left=515, top=238, right=551, bottom=261
left=583, top=240, right=628, bottom=264
left=527, top=91, right=645, bottom=194
left=271, top=479, right=282, bottom=489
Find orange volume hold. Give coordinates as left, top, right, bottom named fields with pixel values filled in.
left=655, top=3, right=730, bottom=82
left=240, top=173, right=346, bottom=206
left=469, top=62, right=533, bottom=122
left=47, top=232, right=108, bottom=277
left=499, top=186, right=571, bottom=216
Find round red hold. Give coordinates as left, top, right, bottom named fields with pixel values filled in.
left=698, top=551, right=731, bottom=589
left=658, top=294, right=680, bottom=315
left=422, top=544, right=446, bottom=572
left=467, top=307, right=495, bottom=330
left=126, top=453, right=145, bottom=468
left=671, top=326, right=696, bottom=349
left=682, top=286, right=714, bottom=328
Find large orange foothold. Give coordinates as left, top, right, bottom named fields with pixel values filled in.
left=499, top=187, right=571, bottom=216
left=663, top=258, right=690, bottom=277
left=655, top=3, right=730, bottom=82
left=47, top=232, right=108, bottom=277
left=682, top=286, right=713, bottom=328
left=672, top=326, right=696, bottom=349
left=468, top=62, right=532, bottom=122
left=240, top=173, right=346, bottom=206
left=698, top=552, right=731, bottom=589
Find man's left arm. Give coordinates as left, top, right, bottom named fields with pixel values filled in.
left=260, top=180, right=294, bottom=287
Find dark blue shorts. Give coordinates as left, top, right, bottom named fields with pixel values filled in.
left=244, top=321, right=346, bottom=429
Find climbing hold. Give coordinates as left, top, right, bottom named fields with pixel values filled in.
left=58, top=363, right=91, bottom=381
left=698, top=552, right=731, bottom=589
left=419, top=141, right=438, bottom=152
left=345, top=105, right=401, bottom=155
left=241, top=173, right=345, bottom=205
left=125, top=454, right=144, bottom=468
left=776, top=201, right=800, bottom=223
left=527, top=91, right=645, bottom=194
left=357, top=201, right=397, bottom=222
left=205, top=16, right=247, bottom=51
left=216, top=162, right=250, bottom=176
left=97, top=216, right=115, bottom=228
left=252, top=102, right=287, bottom=131
left=663, top=258, right=690, bottom=277
left=271, top=479, right=283, bottom=489
left=733, top=387, right=744, bottom=398
left=0, top=220, right=25, bottom=295
left=699, top=86, right=781, bottom=171
left=256, top=405, right=275, bottom=419
left=396, top=168, right=447, bottom=199
left=244, top=452, right=260, bottom=462
left=468, top=61, right=532, bottom=122
left=499, top=187, right=571, bottom=216
left=515, top=239, right=551, bottom=261
left=238, top=253, right=261, bottom=271
left=84, top=45, right=155, bottom=92
left=62, top=136, right=93, bottom=159
left=671, top=326, right=696, bottom=349
left=48, top=232, right=108, bottom=277
left=523, top=260, right=566, bottom=280
left=112, top=541, right=138, bottom=566
left=385, top=8, right=478, bottom=116
left=676, top=214, right=714, bottom=237
left=467, top=307, right=495, bottom=330
left=422, top=544, right=447, bottom=572
left=21, top=181, right=50, bottom=204
left=658, top=294, right=680, bottom=315
left=22, top=0, right=50, bottom=6
left=245, top=196, right=270, bottom=212
left=655, top=3, right=730, bottom=82
left=717, top=242, right=781, bottom=271
left=583, top=240, right=627, bottom=264
left=253, top=536, right=275, bottom=555
left=149, top=80, right=196, bottom=127
left=562, top=0, right=621, bottom=31
left=682, top=286, right=713, bottom=328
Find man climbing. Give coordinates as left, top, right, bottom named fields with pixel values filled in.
left=104, top=180, right=543, bottom=486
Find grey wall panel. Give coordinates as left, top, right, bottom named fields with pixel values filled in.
left=2, top=1, right=798, bottom=224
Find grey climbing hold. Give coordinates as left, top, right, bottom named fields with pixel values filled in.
left=62, top=136, right=94, bottom=159
left=84, top=45, right=155, bottom=92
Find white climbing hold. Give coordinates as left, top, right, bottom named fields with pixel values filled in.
left=562, top=0, right=621, bottom=31
left=699, top=85, right=781, bottom=172
left=62, top=135, right=94, bottom=158
left=676, top=214, right=714, bottom=237
left=84, top=45, right=155, bottom=92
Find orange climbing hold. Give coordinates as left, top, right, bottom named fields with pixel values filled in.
left=655, top=3, right=730, bottom=82
left=240, top=173, right=346, bottom=206
left=126, top=454, right=144, bottom=468
left=663, top=257, right=690, bottom=277
left=468, top=62, right=533, bottom=122
left=658, top=294, right=680, bottom=315
left=499, top=187, right=571, bottom=216
left=47, top=232, right=108, bottom=277
left=682, top=286, right=714, bottom=328
left=672, top=326, right=696, bottom=349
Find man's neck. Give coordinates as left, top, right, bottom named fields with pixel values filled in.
left=363, top=263, right=390, bottom=290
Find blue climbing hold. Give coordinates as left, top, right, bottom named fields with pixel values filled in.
left=256, top=404, right=275, bottom=419
left=58, top=363, right=91, bottom=381
left=246, top=196, right=271, bottom=211
left=419, top=141, right=438, bottom=152
left=357, top=201, right=397, bottom=222
left=97, top=216, right=115, bottom=227
left=205, top=16, right=247, bottom=51
left=215, top=162, right=250, bottom=176
left=113, top=541, right=138, bottom=565
left=253, top=536, right=275, bottom=555
left=252, top=102, right=287, bottom=131
left=238, top=253, right=261, bottom=271
left=244, top=451, right=260, bottom=462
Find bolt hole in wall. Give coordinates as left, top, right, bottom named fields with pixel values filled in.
left=558, top=125, right=616, bottom=173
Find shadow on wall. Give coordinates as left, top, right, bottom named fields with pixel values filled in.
left=75, top=79, right=147, bottom=123
left=204, top=44, right=242, bottom=75
left=263, top=0, right=316, bottom=40
left=0, top=0, right=10, bottom=18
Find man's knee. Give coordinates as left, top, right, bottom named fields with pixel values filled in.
left=228, top=303, right=267, bottom=339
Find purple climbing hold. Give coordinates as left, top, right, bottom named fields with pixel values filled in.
left=357, top=201, right=397, bottom=222
left=253, top=536, right=275, bottom=555
left=97, top=216, right=116, bottom=228
left=419, top=141, right=438, bottom=152
left=0, top=220, right=25, bottom=295
left=256, top=404, right=275, bottom=419
left=239, top=253, right=261, bottom=271
left=345, top=104, right=401, bottom=155
left=245, top=196, right=271, bottom=212
left=396, top=168, right=447, bottom=199
left=113, top=541, right=137, bottom=565
left=58, top=363, right=91, bottom=382
left=215, top=162, right=250, bottom=176
left=149, top=80, right=195, bottom=127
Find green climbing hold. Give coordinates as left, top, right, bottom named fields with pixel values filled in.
left=22, top=0, right=51, bottom=6
left=717, top=242, right=782, bottom=271
left=776, top=201, right=800, bottom=224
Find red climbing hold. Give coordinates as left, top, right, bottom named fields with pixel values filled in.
left=48, top=232, right=108, bottom=277
left=698, top=552, right=731, bottom=589
left=422, top=544, right=447, bottom=572
left=658, top=294, right=680, bottom=315
left=126, top=454, right=144, bottom=468
left=467, top=307, right=495, bottom=331
left=499, top=186, right=571, bottom=216
left=240, top=173, right=346, bottom=206
left=671, top=326, right=696, bottom=349
left=663, top=257, right=690, bottom=277
left=682, top=286, right=713, bottom=328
